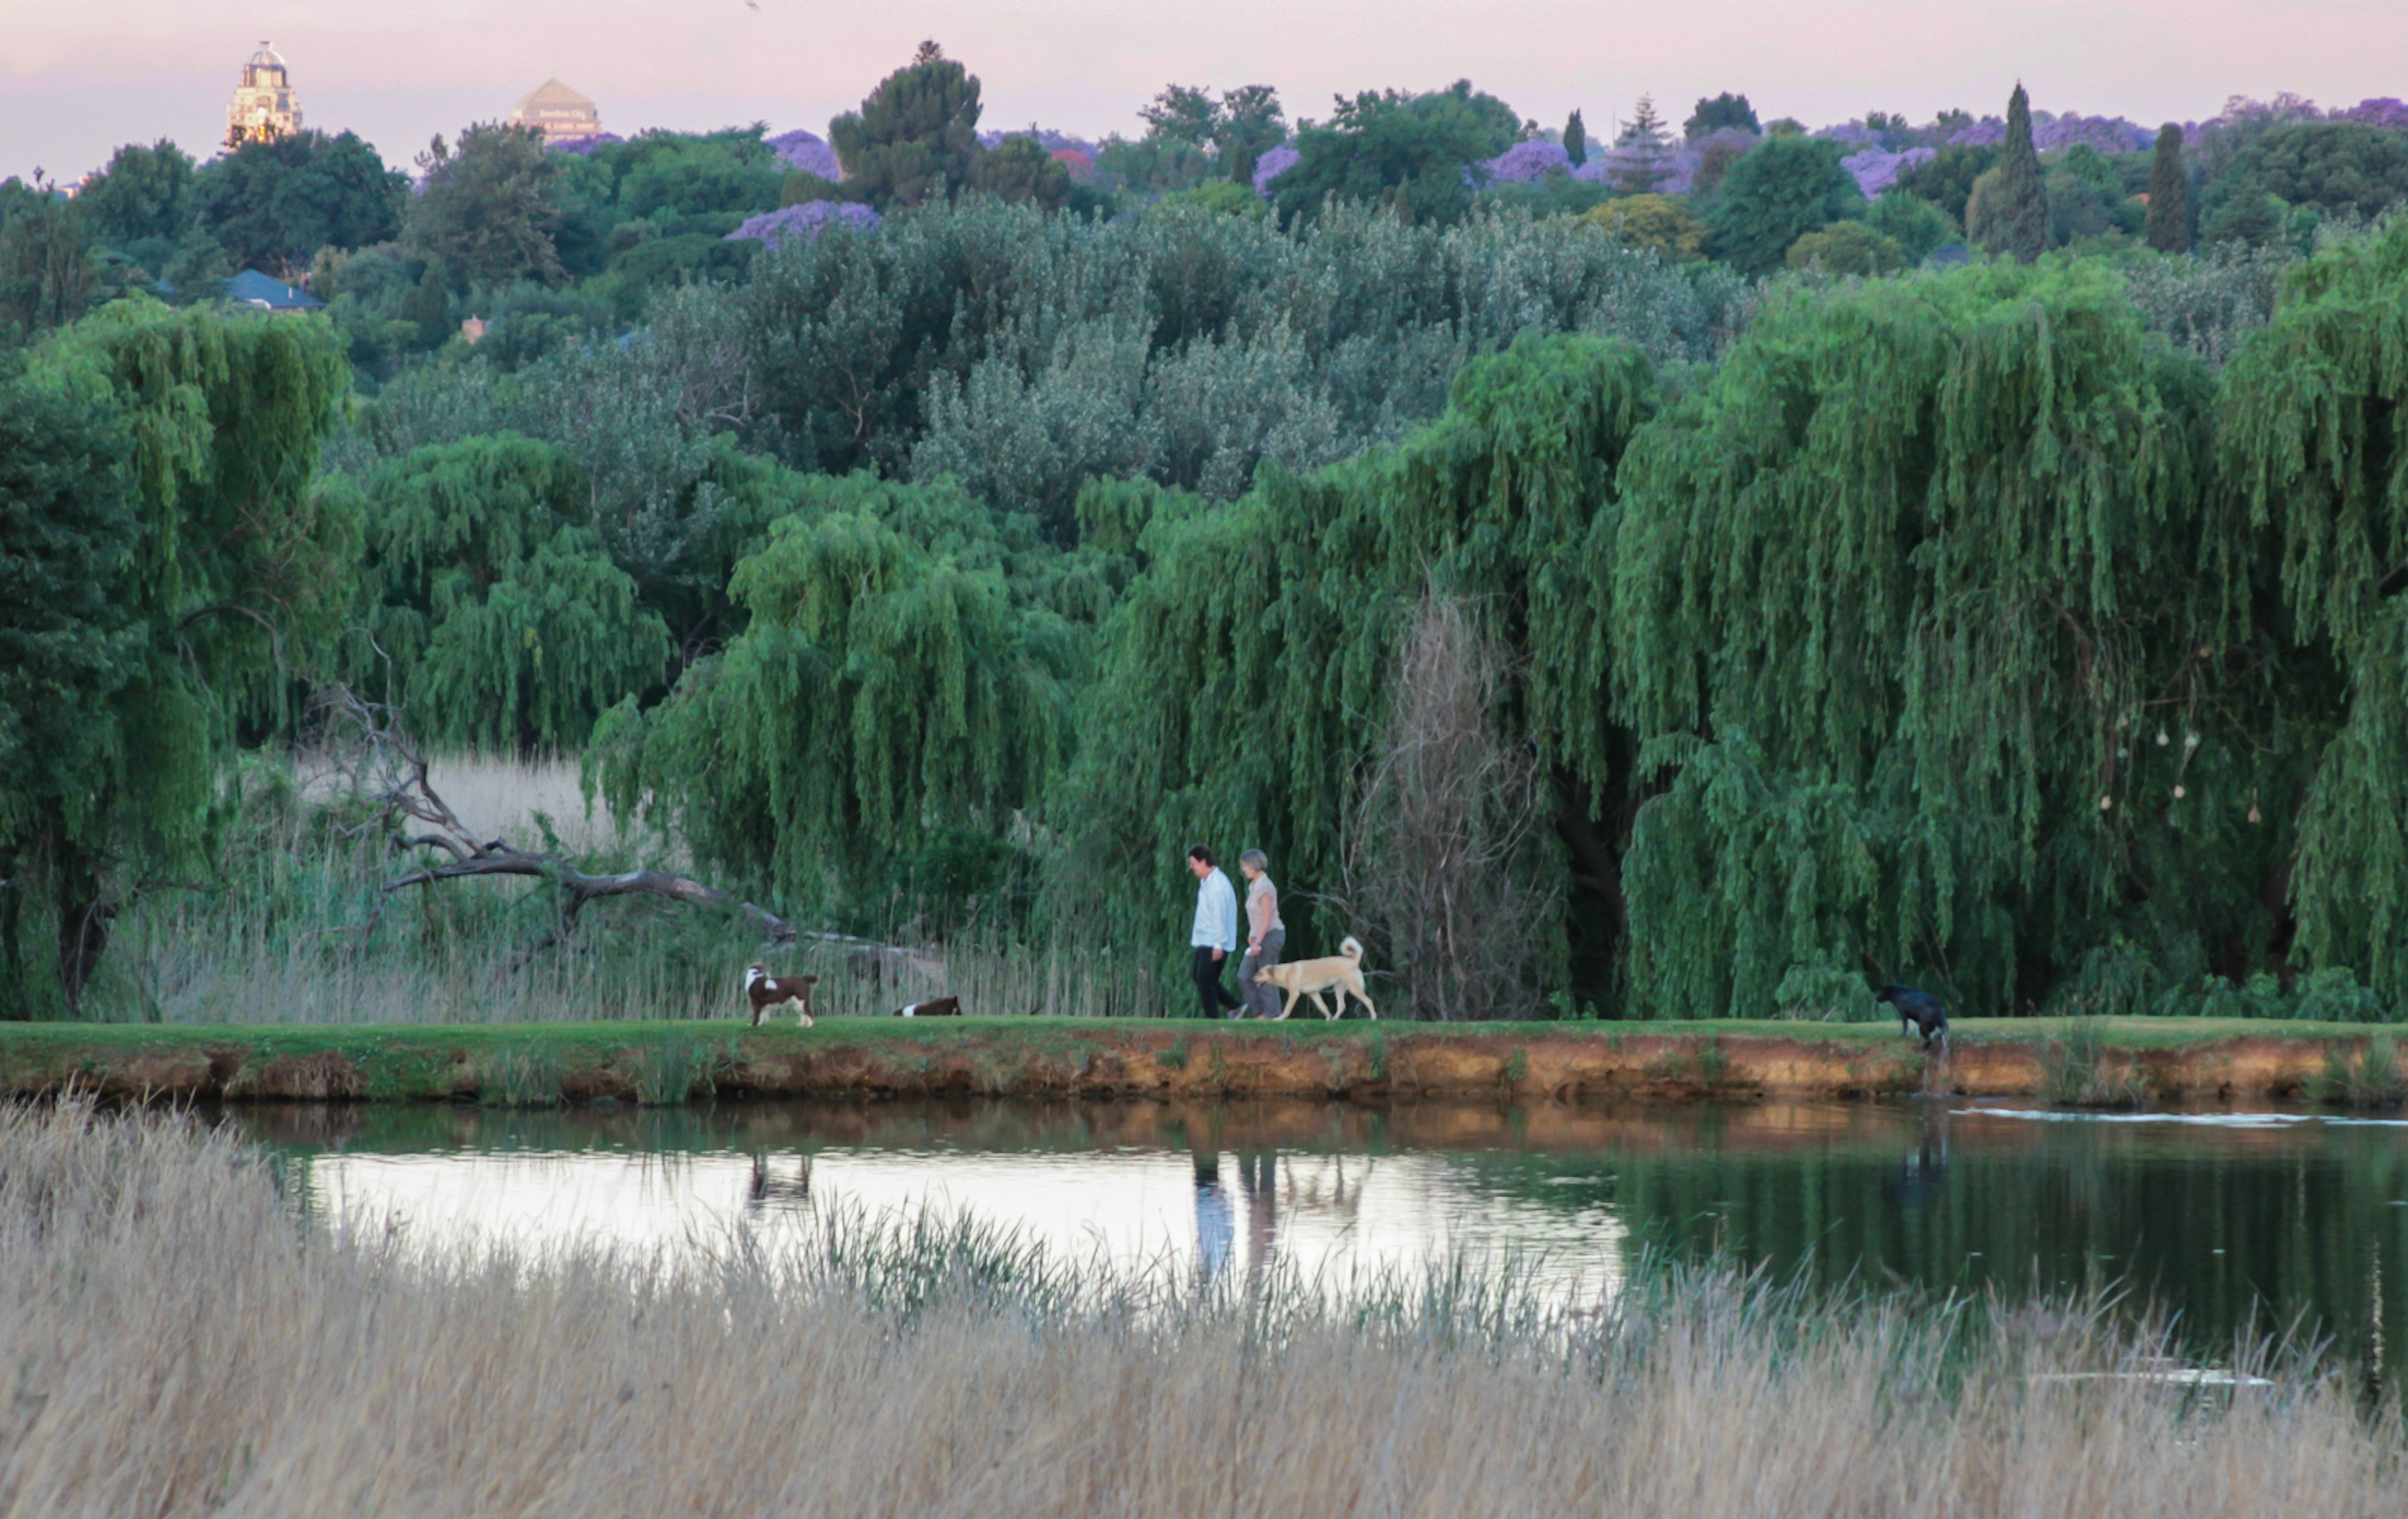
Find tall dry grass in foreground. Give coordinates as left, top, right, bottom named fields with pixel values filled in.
left=1, top=1105, right=2399, bottom=1517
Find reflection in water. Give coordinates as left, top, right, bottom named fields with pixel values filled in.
left=232, top=1095, right=2408, bottom=1381
left=1192, top=1148, right=1230, bottom=1283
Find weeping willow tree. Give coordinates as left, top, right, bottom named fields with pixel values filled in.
left=588, top=473, right=1112, bottom=932
left=2222, top=218, right=2408, bottom=1001
left=1610, top=262, right=2314, bottom=1019
left=1046, top=334, right=1657, bottom=1006
left=0, top=302, right=355, bottom=1014
left=347, top=435, right=673, bottom=753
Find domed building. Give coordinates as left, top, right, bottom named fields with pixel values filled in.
left=509, top=79, right=603, bottom=145
left=226, top=42, right=304, bottom=149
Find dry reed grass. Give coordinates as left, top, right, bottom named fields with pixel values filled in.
left=2, top=1103, right=2399, bottom=1516
left=88, top=750, right=1148, bottom=1024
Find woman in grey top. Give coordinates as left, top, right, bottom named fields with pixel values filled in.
left=1235, top=849, right=1286, bottom=1020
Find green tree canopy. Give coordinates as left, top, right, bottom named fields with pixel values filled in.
left=1863, top=193, right=1953, bottom=263
left=1, top=303, right=356, bottom=1014
left=615, top=127, right=784, bottom=221
left=1706, top=134, right=1862, bottom=275
left=2219, top=220, right=2408, bottom=998
left=1785, top=220, right=1908, bottom=276
left=0, top=191, right=95, bottom=339
left=589, top=472, right=1097, bottom=928
left=2200, top=122, right=2408, bottom=248
left=971, top=136, right=1072, bottom=210
left=1686, top=93, right=1760, bottom=139
left=2146, top=124, right=2191, bottom=253
left=1218, top=85, right=1287, bottom=184
left=0, top=365, right=142, bottom=972
left=1047, top=335, right=1658, bottom=991
left=1967, top=85, right=2051, bottom=262
left=194, top=130, right=407, bottom=278
left=1610, top=264, right=2274, bottom=1019
left=1582, top=195, right=1708, bottom=260
left=829, top=41, right=984, bottom=209
left=348, top=435, right=670, bottom=752
left=1271, top=81, right=1519, bottom=228
left=407, top=123, right=567, bottom=288
left=78, top=141, right=198, bottom=247
left=1563, top=110, right=1589, bottom=167
left=1139, top=85, right=1220, bottom=148
left=1893, top=144, right=1999, bottom=227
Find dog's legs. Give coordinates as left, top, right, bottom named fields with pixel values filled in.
left=1311, top=990, right=1335, bottom=1020
left=1279, top=985, right=1302, bottom=1020
left=1354, top=987, right=1379, bottom=1020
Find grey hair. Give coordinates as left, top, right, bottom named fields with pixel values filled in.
left=1239, top=849, right=1270, bottom=871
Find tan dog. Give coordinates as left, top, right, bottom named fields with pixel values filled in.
left=1252, top=936, right=1379, bottom=1020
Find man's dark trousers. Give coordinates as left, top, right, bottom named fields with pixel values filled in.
left=1192, top=946, right=1241, bottom=1018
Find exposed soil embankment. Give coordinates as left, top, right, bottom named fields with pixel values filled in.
left=0, top=1018, right=2385, bottom=1108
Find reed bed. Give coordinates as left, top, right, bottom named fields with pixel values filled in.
left=1, top=1103, right=2398, bottom=1517
left=84, top=752, right=1148, bottom=1025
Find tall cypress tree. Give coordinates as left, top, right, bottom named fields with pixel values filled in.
left=1987, top=83, right=2052, bottom=262
left=1563, top=110, right=1588, bottom=167
left=2145, top=123, right=2190, bottom=253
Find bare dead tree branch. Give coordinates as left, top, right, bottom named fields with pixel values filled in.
left=1333, top=587, right=1560, bottom=1021
left=302, top=684, right=941, bottom=977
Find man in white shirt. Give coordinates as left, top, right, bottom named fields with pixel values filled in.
left=1186, top=845, right=1242, bottom=1019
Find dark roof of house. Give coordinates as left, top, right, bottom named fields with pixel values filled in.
left=224, top=269, right=324, bottom=310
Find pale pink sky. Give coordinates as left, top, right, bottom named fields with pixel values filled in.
left=3, top=0, right=2403, bottom=183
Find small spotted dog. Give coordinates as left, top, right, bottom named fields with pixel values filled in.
left=893, top=996, right=961, bottom=1018
left=744, top=966, right=820, bottom=1027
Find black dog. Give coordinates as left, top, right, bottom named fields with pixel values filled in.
left=1876, top=983, right=1949, bottom=1049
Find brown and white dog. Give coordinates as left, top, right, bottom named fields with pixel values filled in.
left=1252, top=936, right=1379, bottom=1020
left=892, top=996, right=961, bottom=1018
left=744, top=966, right=819, bottom=1027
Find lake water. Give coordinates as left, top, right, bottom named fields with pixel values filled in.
left=230, top=1096, right=2408, bottom=1382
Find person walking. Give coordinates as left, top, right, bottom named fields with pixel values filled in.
left=1186, top=845, right=1243, bottom=1018
left=1235, top=849, right=1286, bottom=1020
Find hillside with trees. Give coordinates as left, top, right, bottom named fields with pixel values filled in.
left=6, top=50, right=2408, bottom=1022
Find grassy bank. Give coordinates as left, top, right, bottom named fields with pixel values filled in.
left=4, top=1102, right=2400, bottom=1515
left=4, top=1015, right=2400, bottom=1108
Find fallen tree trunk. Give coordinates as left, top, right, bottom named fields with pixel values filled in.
left=313, top=686, right=941, bottom=979
left=384, top=852, right=799, bottom=940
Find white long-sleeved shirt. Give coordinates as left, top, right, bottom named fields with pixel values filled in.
left=1190, top=867, right=1238, bottom=951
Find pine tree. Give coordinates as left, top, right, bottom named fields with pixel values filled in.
left=828, top=41, right=984, bottom=209
left=2145, top=123, right=2190, bottom=253
left=1563, top=110, right=1588, bottom=167
left=1977, top=83, right=2052, bottom=262
left=1620, top=95, right=1668, bottom=147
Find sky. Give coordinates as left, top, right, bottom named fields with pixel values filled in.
left=4, top=0, right=2405, bottom=183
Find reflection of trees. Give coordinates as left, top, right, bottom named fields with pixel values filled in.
left=1596, top=1118, right=2408, bottom=1384
left=233, top=1096, right=2408, bottom=1384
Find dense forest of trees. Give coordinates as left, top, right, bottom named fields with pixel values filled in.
left=4, top=49, right=2408, bottom=1020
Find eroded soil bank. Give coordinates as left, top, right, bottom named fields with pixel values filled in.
left=0, top=1017, right=2390, bottom=1108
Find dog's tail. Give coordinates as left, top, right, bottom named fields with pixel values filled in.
left=1339, top=936, right=1364, bottom=962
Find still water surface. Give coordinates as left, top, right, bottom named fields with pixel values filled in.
left=232, top=1096, right=2408, bottom=1378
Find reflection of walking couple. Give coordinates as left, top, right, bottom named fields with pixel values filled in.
left=1191, top=1146, right=1276, bottom=1286
left=1185, top=845, right=1284, bottom=1020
